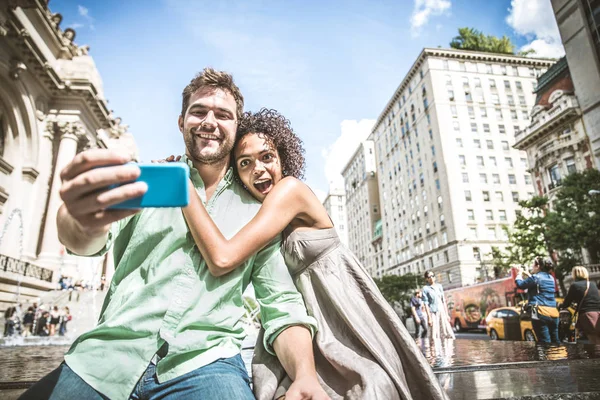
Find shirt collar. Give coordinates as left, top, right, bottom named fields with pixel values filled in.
left=181, top=154, right=234, bottom=189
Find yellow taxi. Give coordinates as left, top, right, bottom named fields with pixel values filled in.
left=485, top=300, right=576, bottom=342
left=485, top=306, right=536, bottom=341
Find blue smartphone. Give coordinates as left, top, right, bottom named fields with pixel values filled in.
left=108, top=163, right=190, bottom=209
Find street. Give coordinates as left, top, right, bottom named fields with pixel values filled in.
left=455, top=331, right=490, bottom=340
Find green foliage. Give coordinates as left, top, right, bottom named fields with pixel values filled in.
left=450, top=27, right=516, bottom=55
left=373, top=273, right=426, bottom=314
left=546, top=168, right=600, bottom=264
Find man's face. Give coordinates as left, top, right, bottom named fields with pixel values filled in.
left=426, top=274, right=435, bottom=284
left=178, top=87, right=237, bottom=164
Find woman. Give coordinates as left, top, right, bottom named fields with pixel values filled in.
left=515, top=257, right=559, bottom=343
left=178, top=109, right=447, bottom=399
left=422, top=271, right=455, bottom=340
left=560, top=266, right=600, bottom=344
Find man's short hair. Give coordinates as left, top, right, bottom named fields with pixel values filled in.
left=424, top=271, right=434, bottom=279
left=181, top=67, right=244, bottom=120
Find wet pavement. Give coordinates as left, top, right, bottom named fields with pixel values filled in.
left=1, top=339, right=600, bottom=399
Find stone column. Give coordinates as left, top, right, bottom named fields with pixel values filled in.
left=23, top=120, right=54, bottom=261
left=37, top=121, right=84, bottom=275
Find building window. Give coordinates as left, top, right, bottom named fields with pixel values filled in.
left=493, top=174, right=501, bottom=184
left=471, top=123, right=478, bottom=133
left=499, top=210, right=507, bottom=221
left=468, top=106, right=475, bottom=118
left=499, top=124, right=506, bottom=134
left=456, top=138, right=463, bottom=148
left=459, top=155, right=466, bottom=166
left=505, top=157, right=514, bottom=168
left=507, top=94, right=514, bottom=105
left=448, top=90, right=455, bottom=101
left=445, top=74, right=452, bottom=85
left=520, top=158, right=528, bottom=169
left=465, top=91, right=473, bottom=102
left=465, top=190, right=472, bottom=201
left=509, top=174, right=517, bottom=184
left=565, top=156, right=577, bottom=174
left=490, top=156, right=497, bottom=166
left=496, top=108, right=503, bottom=120
left=548, top=164, right=561, bottom=185
left=474, top=139, right=481, bottom=149
left=487, top=227, right=496, bottom=240
left=496, top=191, right=504, bottom=202
left=473, top=247, right=481, bottom=261
left=477, top=156, right=485, bottom=167
left=512, top=191, right=519, bottom=202
left=459, top=62, right=466, bottom=72
left=440, top=214, right=445, bottom=226
left=516, top=81, right=523, bottom=90
left=486, top=209, right=494, bottom=221
left=483, top=124, right=490, bottom=133
left=480, top=173, right=488, bottom=184
left=436, top=179, right=441, bottom=190
left=462, top=172, right=469, bottom=183
left=492, top=94, right=500, bottom=104
left=453, top=121, right=460, bottom=131
left=470, top=227, right=478, bottom=239
left=444, top=250, right=449, bottom=263
left=486, top=140, right=494, bottom=150
left=483, top=191, right=490, bottom=201
left=480, top=108, right=488, bottom=118
left=504, top=80, right=511, bottom=89
left=524, top=175, right=532, bottom=185
left=502, top=141, right=510, bottom=151
left=519, top=95, right=526, bottom=105
left=474, top=77, right=481, bottom=87
left=487, top=65, right=493, bottom=74
left=467, top=209, right=475, bottom=220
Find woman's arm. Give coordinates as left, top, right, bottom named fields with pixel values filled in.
left=183, top=176, right=313, bottom=276
left=515, top=275, right=537, bottom=290
left=560, top=285, right=576, bottom=309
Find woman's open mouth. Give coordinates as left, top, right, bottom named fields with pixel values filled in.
left=253, top=179, right=273, bottom=194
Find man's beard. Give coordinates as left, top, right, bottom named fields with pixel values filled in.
left=184, top=130, right=234, bottom=165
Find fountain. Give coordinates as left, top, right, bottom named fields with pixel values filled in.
left=0, top=208, right=24, bottom=305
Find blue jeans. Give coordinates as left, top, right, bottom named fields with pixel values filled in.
left=532, top=314, right=560, bottom=343
left=19, top=355, right=254, bottom=399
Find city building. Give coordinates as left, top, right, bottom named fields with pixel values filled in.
left=369, top=48, right=554, bottom=288
left=322, top=185, right=349, bottom=246
left=341, top=141, right=383, bottom=277
left=514, top=57, right=594, bottom=205
left=0, top=1, right=137, bottom=310
left=552, top=0, right=600, bottom=168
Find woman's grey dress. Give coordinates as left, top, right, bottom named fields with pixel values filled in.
left=252, top=228, right=448, bottom=400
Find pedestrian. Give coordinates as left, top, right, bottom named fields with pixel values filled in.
left=35, top=311, right=49, bottom=336
left=411, top=289, right=428, bottom=339
left=22, top=306, right=35, bottom=337
left=21, top=68, right=325, bottom=400
left=176, top=108, right=448, bottom=399
left=49, top=306, right=60, bottom=336
left=422, top=271, right=455, bottom=340
left=59, top=307, right=71, bottom=336
left=515, top=257, right=560, bottom=343
left=99, top=275, right=106, bottom=291
left=560, top=266, right=600, bottom=344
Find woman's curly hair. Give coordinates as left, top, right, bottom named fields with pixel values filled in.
left=234, top=108, right=305, bottom=180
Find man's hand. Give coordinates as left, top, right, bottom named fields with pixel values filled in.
left=285, top=375, right=330, bottom=400
left=57, top=149, right=147, bottom=255
left=414, top=316, right=420, bottom=325
left=428, top=319, right=433, bottom=327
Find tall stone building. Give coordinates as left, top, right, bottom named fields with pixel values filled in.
left=551, top=0, right=600, bottom=169
left=322, top=185, right=349, bottom=247
left=341, top=141, right=382, bottom=277
left=370, top=48, right=554, bottom=288
left=514, top=57, right=594, bottom=206
left=0, top=1, right=138, bottom=310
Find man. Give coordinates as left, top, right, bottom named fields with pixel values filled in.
left=422, top=271, right=455, bottom=340
left=410, top=289, right=428, bottom=339
left=21, top=68, right=328, bottom=399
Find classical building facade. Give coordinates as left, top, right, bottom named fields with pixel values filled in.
left=0, top=1, right=138, bottom=310
left=322, top=185, right=349, bottom=247
left=369, top=48, right=554, bottom=288
left=514, top=58, right=594, bottom=205
left=552, top=0, right=600, bottom=169
left=341, top=141, right=382, bottom=277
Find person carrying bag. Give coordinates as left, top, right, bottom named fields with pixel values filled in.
left=560, top=266, right=600, bottom=344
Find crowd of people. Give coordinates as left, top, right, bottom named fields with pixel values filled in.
left=3, top=303, right=72, bottom=338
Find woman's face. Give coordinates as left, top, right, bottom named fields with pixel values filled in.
left=234, top=133, right=283, bottom=202
left=532, top=262, right=541, bottom=274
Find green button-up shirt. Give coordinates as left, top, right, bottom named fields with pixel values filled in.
left=64, top=156, right=317, bottom=400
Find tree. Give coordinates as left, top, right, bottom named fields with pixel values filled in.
left=504, top=196, right=551, bottom=266
left=450, top=27, right=515, bottom=55
left=373, top=273, right=426, bottom=317
left=546, top=169, right=600, bottom=264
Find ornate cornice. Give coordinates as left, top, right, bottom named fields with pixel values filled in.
left=0, top=157, right=15, bottom=176
left=22, top=166, right=40, bottom=183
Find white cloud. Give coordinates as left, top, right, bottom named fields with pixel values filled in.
left=321, top=119, right=375, bottom=189
left=78, top=5, right=89, bottom=18
left=410, top=0, right=451, bottom=37
left=71, top=23, right=84, bottom=29
left=506, top=0, right=565, bottom=58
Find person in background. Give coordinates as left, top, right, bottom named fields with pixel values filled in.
left=411, top=289, right=428, bottom=339
left=22, top=307, right=35, bottom=337
left=49, top=306, right=60, bottom=336
left=35, top=311, right=49, bottom=336
left=515, top=257, right=560, bottom=343
left=422, top=271, right=455, bottom=340
left=560, top=266, right=600, bottom=344
left=59, top=307, right=72, bottom=336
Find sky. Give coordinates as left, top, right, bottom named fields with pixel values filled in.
left=51, top=0, right=565, bottom=201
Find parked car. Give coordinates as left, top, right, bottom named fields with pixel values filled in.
left=486, top=300, right=577, bottom=342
